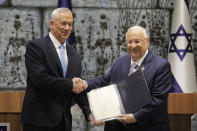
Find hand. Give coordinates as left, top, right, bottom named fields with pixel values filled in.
left=72, top=78, right=88, bottom=94
left=82, top=79, right=88, bottom=90
left=73, top=77, right=88, bottom=91
left=117, top=114, right=137, bottom=124
left=72, top=78, right=83, bottom=94
left=89, top=114, right=104, bottom=126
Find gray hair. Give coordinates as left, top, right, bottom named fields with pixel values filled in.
left=126, top=26, right=149, bottom=40
left=51, top=8, right=72, bottom=22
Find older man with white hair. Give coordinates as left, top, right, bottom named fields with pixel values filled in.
left=86, top=25, right=172, bottom=131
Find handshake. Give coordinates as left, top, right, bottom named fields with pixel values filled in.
left=72, top=77, right=88, bottom=94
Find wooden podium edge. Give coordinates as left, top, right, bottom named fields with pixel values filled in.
left=0, top=91, right=25, bottom=113
left=168, top=93, right=197, bottom=114
left=0, top=91, right=197, bottom=114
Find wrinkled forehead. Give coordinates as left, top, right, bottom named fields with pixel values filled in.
left=54, top=12, right=73, bottom=24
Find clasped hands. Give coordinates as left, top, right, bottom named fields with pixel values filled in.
left=72, top=77, right=88, bottom=94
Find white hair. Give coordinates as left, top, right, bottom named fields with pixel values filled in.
left=126, top=26, right=149, bottom=40
left=51, top=8, right=72, bottom=22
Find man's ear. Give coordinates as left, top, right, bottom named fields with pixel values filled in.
left=146, top=38, right=150, bottom=43
left=146, top=38, right=150, bottom=46
left=49, top=20, right=53, bottom=27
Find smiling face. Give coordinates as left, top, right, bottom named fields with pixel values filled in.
left=50, top=11, right=73, bottom=44
left=126, top=28, right=150, bottom=62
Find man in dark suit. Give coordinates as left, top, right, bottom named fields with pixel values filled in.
left=21, top=8, right=90, bottom=131
left=85, top=26, right=172, bottom=131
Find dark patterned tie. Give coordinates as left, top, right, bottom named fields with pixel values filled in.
left=128, top=63, right=139, bottom=76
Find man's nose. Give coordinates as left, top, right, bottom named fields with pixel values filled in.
left=63, top=24, right=70, bottom=29
left=130, top=43, right=137, bottom=48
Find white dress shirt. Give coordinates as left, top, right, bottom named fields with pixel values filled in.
left=49, top=32, right=68, bottom=66
left=130, top=50, right=148, bottom=67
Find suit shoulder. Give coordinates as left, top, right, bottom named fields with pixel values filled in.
left=28, top=36, right=48, bottom=47
left=153, top=54, right=168, bottom=63
left=115, top=55, right=130, bottom=62
left=67, top=45, right=81, bottom=57
left=110, top=55, right=129, bottom=68
left=67, top=45, right=78, bottom=53
left=31, top=37, right=44, bottom=43
left=151, top=53, right=170, bottom=69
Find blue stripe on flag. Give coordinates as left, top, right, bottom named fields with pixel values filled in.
left=170, top=74, right=183, bottom=93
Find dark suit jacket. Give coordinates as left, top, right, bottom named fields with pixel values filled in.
left=87, top=51, right=171, bottom=131
left=21, top=35, right=90, bottom=131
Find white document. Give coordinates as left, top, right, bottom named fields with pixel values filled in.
left=87, top=84, right=125, bottom=121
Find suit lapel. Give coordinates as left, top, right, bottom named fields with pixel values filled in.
left=45, top=35, right=63, bottom=76
left=140, top=51, right=153, bottom=71
left=125, top=55, right=131, bottom=75
left=65, top=45, right=72, bottom=78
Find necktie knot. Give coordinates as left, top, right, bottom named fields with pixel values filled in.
left=128, top=63, right=139, bottom=76
left=59, top=45, right=65, bottom=49
left=131, top=63, right=138, bottom=69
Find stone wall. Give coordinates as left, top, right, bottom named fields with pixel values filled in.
left=0, top=0, right=197, bottom=130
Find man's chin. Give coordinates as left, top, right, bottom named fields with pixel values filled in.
left=61, top=36, right=69, bottom=40
left=62, top=33, right=70, bottom=37
left=131, top=54, right=139, bottom=60
left=131, top=54, right=138, bottom=57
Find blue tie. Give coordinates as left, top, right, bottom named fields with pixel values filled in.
left=59, top=45, right=67, bottom=77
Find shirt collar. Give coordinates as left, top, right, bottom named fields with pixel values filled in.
left=49, top=32, right=67, bottom=49
left=131, top=50, right=148, bottom=66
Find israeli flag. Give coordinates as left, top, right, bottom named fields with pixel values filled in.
left=168, top=0, right=197, bottom=93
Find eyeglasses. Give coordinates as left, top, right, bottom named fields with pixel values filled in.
left=126, top=38, right=147, bottom=45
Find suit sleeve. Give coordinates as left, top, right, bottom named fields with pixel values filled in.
left=133, top=62, right=171, bottom=126
left=25, top=41, right=73, bottom=95
left=74, top=92, right=91, bottom=121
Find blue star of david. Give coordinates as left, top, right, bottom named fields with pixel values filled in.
left=169, top=24, right=193, bottom=61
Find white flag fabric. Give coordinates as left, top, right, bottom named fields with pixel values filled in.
left=168, top=0, right=197, bottom=93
